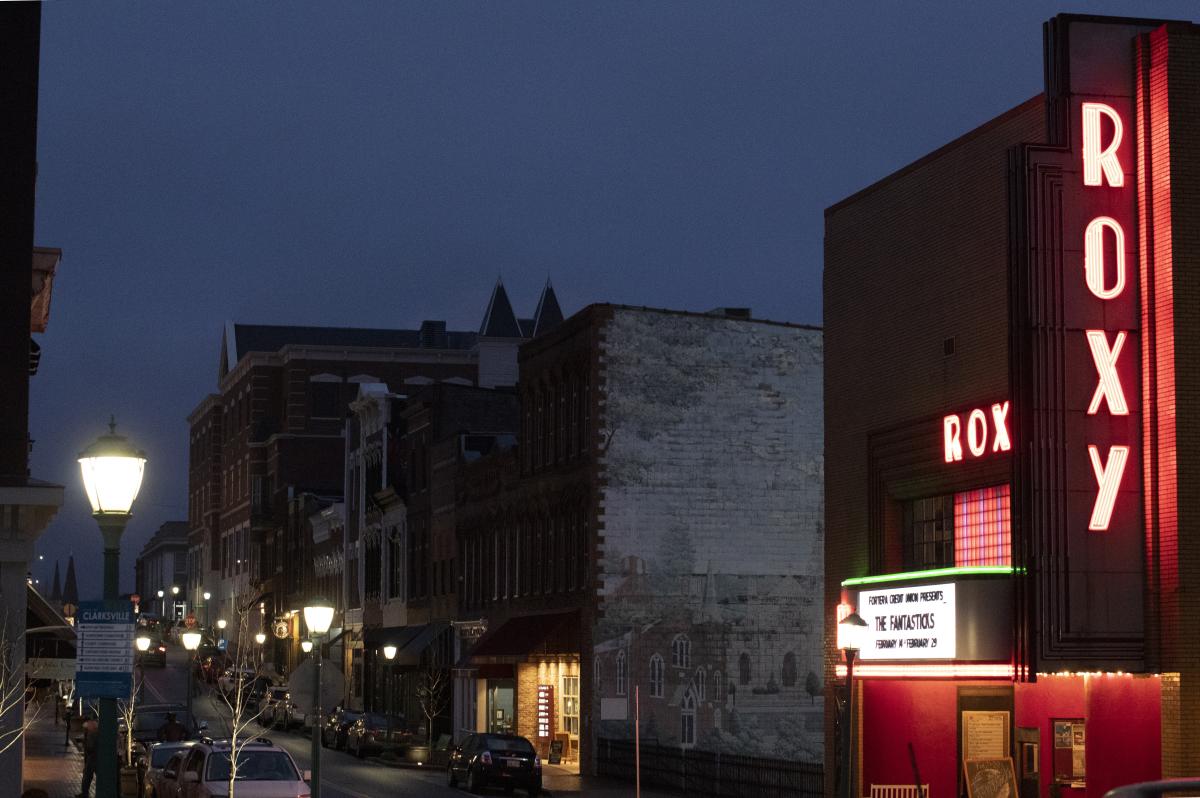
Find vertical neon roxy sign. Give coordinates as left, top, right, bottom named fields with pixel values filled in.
left=1080, top=102, right=1130, bottom=531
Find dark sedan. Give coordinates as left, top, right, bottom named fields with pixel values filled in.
left=138, top=636, right=167, bottom=668
left=345, top=712, right=407, bottom=758
left=320, top=708, right=362, bottom=750
left=447, top=733, right=541, bottom=796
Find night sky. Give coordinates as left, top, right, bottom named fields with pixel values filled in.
left=27, top=1, right=1196, bottom=599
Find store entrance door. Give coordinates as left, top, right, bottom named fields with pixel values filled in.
left=487, top=679, right=516, bottom=734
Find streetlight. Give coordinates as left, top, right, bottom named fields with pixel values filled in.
left=838, top=612, right=869, bottom=798
left=382, top=645, right=397, bottom=737
left=135, top=634, right=151, bottom=700
left=301, top=640, right=313, bottom=654
left=255, top=632, right=267, bottom=646
left=182, top=631, right=202, bottom=723
left=78, top=418, right=146, bottom=798
left=171, top=585, right=180, bottom=621
left=157, top=589, right=165, bottom=618
left=203, top=591, right=211, bottom=630
left=304, top=598, right=335, bottom=798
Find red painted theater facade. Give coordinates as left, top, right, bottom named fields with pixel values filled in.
left=825, top=15, right=1200, bottom=798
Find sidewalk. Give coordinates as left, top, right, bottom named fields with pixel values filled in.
left=22, top=703, right=85, bottom=798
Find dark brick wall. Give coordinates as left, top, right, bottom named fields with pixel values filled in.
left=823, top=98, right=1046, bottom=796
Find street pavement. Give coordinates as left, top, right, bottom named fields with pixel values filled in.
left=131, top=645, right=669, bottom=798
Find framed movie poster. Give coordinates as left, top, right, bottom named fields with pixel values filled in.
left=1052, top=718, right=1086, bottom=783
left=965, top=758, right=1019, bottom=798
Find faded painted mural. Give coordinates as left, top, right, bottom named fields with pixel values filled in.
left=593, top=309, right=824, bottom=763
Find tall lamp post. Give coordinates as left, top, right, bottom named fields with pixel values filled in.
left=135, top=634, right=151, bottom=701
left=304, top=598, right=335, bottom=798
left=203, top=591, right=212, bottom=630
left=171, top=585, right=180, bottom=620
left=382, top=645, right=397, bottom=729
left=182, top=631, right=202, bottom=724
left=157, top=589, right=165, bottom=618
left=838, top=612, right=869, bottom=798
left=78, top=419, right=146, bottom=798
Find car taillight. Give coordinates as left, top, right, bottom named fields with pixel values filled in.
left=480, top=751, right=492, bottom=765
left=534, top=755, right=542, bottom=770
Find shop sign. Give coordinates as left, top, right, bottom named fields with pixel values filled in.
left=536, top=684, right=554, bottom=739
left=943, top=402, right=1011, bottom=462
left=856, top=582, right=956, bottom=660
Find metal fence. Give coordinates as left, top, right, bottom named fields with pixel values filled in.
left=596, top=737, right=824, bottom=798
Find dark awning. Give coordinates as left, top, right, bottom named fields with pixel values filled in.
left=466, top=610, right=580, bottom=664
left=363, top=622, right=451, bottom=666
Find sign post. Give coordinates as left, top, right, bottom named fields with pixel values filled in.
left=74, top=600, right=135, bottom=701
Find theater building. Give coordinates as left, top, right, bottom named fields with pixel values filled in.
left=825, top=14, right=1200, bottom=798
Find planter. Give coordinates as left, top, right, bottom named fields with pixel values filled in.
left=119, top=766, right=140, bottom=798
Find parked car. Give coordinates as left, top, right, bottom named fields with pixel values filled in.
left=447, top=733, right=542, bottom=796
left=345, top=712, right=407, bottom=758
left=320, top=708, right=362, bottom=750
left=257, top=687, right=290, bottom=727
left=128, top=704, right=204, bottom=746
left=139, top=741, right=195, bottom=798
left=217, top=666, right=258, bottom=697
left=138, top=635, right=168, bottom=668
left=147, top=749, right=188, bottom=798
left=159, top=736, right=311, bottom=798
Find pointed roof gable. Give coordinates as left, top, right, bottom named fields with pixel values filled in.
left=479, top=279, right=523, bottom=338
left=532, top=279, right=564, bottom=337
left=62, top=555, right=79, bottom=606
left=50, top=561, right=61, bottom=602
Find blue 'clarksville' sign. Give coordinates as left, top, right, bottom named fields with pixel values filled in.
left=74, top=601, right=135, bottom=700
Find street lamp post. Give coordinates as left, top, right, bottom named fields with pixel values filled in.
left=135, top=634, right=151, bottom=701
left=78, top=419, right=146, bottom=798
left=182, top=631, right=202, bottom=724
left=171, top=585, right=180, bottom=620
left=157, top=589, right=164, bottom=619
left=304, top=598, right=335, bottom=798
left=203, top=591, right=211, bottom=630
left=382, top=644, right=397, bottom=739
left=838, top=612, right=869, bottom=798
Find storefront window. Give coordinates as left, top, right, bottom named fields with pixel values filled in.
left=487, top=680, right=515, bottom=734
left=562, top=676, right=579, bottom=735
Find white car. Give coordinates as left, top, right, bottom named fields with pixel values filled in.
left=165, top=737, right=311, bottom=798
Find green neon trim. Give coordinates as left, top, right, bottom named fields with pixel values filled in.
left=841, top=565, right=1020, bottom=587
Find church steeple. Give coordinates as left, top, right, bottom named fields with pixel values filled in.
left=50, top=560, right=61, bottom=603
left=532, top=278, right=564, bottom=337
left=479, top=278, right=523, bottom=339
left=62, top=555, right=79, bottom=608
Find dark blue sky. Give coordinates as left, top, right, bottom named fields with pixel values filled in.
left=28, top=1, right=1196, bottom=598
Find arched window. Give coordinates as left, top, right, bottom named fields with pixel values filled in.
left=650, top=654, right=664, bottom=698
left=739, top=652, right=751, bottom=686
left=782, top=651, right=797, bottom=688
left=695, top=668, right=706, bottom=701
left=671, top=634, right=691, bottom=669
left=714, top=670, right=722, bottom=702
left=616, top=650, right=627, bottom=697
left=594, top=657, right=602, bottom=692
left=680, top=690, right=696, bottom=747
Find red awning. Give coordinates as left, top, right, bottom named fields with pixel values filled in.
left=466, top=610, right=580, bottom=664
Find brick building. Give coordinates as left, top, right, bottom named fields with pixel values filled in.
left=824, top=15, right=1200, bottom=798
left=186, top=317, right=479, bottom=649
left=456, top=304, right=824, bottom=777
left=134, top=521, right=189, bottom=618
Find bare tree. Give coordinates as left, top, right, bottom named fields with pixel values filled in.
left=0, top=619, right=41, bottom=755
left=214, top=584, right=270, bottom=798
left=415, top=665, right=449, bottom=751
left=116, top=669, right=145, bottom=767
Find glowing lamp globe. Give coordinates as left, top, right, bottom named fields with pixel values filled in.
left=301, top=640, right=313, bottom=654
left=837, top=611, right=870, bottom=654
left=78, top=420, right=147, bottom=516
left=304, top=598, right=335, bottom=637
left=135, top=635, right=152, bottom=652
left=182, top=631, right=202, bottom=651
left=171, top=586, right=179, bottom=596
left=383, top=644, right=397, bottom=661
left=216, top=619, right=227, bottom=631
left=157, top=590, right=164, bottom=599
left=255, top=632, right=267, bottom=645
left=203, top=591, right=211, bottom=601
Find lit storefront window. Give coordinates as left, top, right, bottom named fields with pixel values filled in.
left=561, top=676, right=579, bottom=735
left=954, top=485, right=1012, bottom=566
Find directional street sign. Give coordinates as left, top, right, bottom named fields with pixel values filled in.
left=74, top=601, right=134, bottom=700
